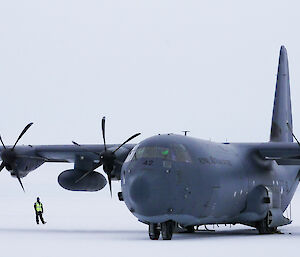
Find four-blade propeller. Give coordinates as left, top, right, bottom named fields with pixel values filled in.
left=0, top=118, right=140, bottom=195
left=0, top=122, right=34, bottom=192
left=73, top=117, right=140, bottom=196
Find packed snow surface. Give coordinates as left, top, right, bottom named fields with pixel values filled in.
left=0, top=164, right=299, bottom=257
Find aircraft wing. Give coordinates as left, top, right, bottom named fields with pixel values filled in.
left=258, top=142, right=300, bottom=165
left=0, top=143, right=135, bottom=171
left=0, top=119, right=140, bottom=193
left=33, top=144, right=134, bottom=163
left=0, top=143, right=136, bottom=193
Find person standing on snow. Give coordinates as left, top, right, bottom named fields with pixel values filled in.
left=34, top=197, right=46, bottom=224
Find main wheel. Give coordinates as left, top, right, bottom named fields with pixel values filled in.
left=256, top=214, right=277, bottom=234
left=149, top=223, right=160, bottom=240
left=161, top=221, right=174, bottom=240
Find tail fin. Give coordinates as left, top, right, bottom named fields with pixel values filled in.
left=270, top=46, right=293, bottom=142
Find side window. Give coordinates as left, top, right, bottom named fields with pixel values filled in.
left=136, top=146, right=156, bottom=159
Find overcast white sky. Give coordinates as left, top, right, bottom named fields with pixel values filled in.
left=1, top=0, right=300, bottom=145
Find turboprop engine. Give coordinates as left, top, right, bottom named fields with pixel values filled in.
left=58, top=169, right=107, bottom=191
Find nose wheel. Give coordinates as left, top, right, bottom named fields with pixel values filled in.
left=161, top=221, right=175, bottom=240
left=148, top=221, right=175, bottom=240
left=148, top=223, right=160, bottom=240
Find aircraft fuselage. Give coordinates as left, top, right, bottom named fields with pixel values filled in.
left=121, top=134, right=299, bottom=227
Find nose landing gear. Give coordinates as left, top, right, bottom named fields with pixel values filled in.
left=161, top=221, right=175, bottom=240
left=148, top=223, right=160, bottom=240
left=148, top=221, right=175, bottom=240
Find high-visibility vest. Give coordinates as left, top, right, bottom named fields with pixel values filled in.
left=35, top=202, right=42, bottom=212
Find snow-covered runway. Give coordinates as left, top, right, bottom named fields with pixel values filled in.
left=0, top=165, right=299, bottom=257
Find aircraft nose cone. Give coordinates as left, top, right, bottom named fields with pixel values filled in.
left=129, top=176, right=151, bottom=203
left=125, top=171, right=172, bottom=217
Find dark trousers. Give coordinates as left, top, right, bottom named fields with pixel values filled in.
left=35, top=211, right=45, bottom=224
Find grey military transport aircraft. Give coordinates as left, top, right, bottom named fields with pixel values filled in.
left=0, top=46, right=299, bottom=240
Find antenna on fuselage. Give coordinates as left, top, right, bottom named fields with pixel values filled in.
left=182, top=130, right=190, bottom=136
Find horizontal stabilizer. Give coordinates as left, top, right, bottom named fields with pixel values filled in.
left=264, top=157, right=300, bottom=166
left=258, top=142, right=300, bottom=165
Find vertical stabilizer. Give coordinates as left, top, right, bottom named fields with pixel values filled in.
left=270, top=46, right=293, bottom=142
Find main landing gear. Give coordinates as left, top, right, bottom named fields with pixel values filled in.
left=185, top=225, right=195, bottom=233
left=256, top=215, right=277, bottom=234
left=148, top=221, right=175, bottom=240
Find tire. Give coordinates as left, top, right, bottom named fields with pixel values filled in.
left=149, top=223, right=160, bottom=240
left=256, top=216, right=277, bottom=234
left=161, top=221, right=174, bottom=240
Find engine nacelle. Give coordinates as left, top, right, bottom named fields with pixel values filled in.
left=58, top=169, right=107, bottom=192
left=10, top=158, right=45, bottom=178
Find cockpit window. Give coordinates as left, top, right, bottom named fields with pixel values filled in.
left=172, top=144, right=192, bottom=162
left=125, top=144, right=192, bottom=163
left=135, top=146, right=172, bottom=160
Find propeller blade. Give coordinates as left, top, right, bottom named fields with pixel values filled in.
left=72, top=141, right=101, bottom=157
left=107, top=171, right=112, bottom=197
left=72, top=141, right=80, bottom=146
left=0, top=162, right=5, bottom=172
left=112, top=133, right=141, bottom=154
left=75, top=170, right=93, bottom=184
left=101, top=117, right=107, bottom=151
left=12, top=122, right=33, bottom=150
left=0, top=135, right=6, bottom=149
left=16, top=171, right=25, bottom=192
